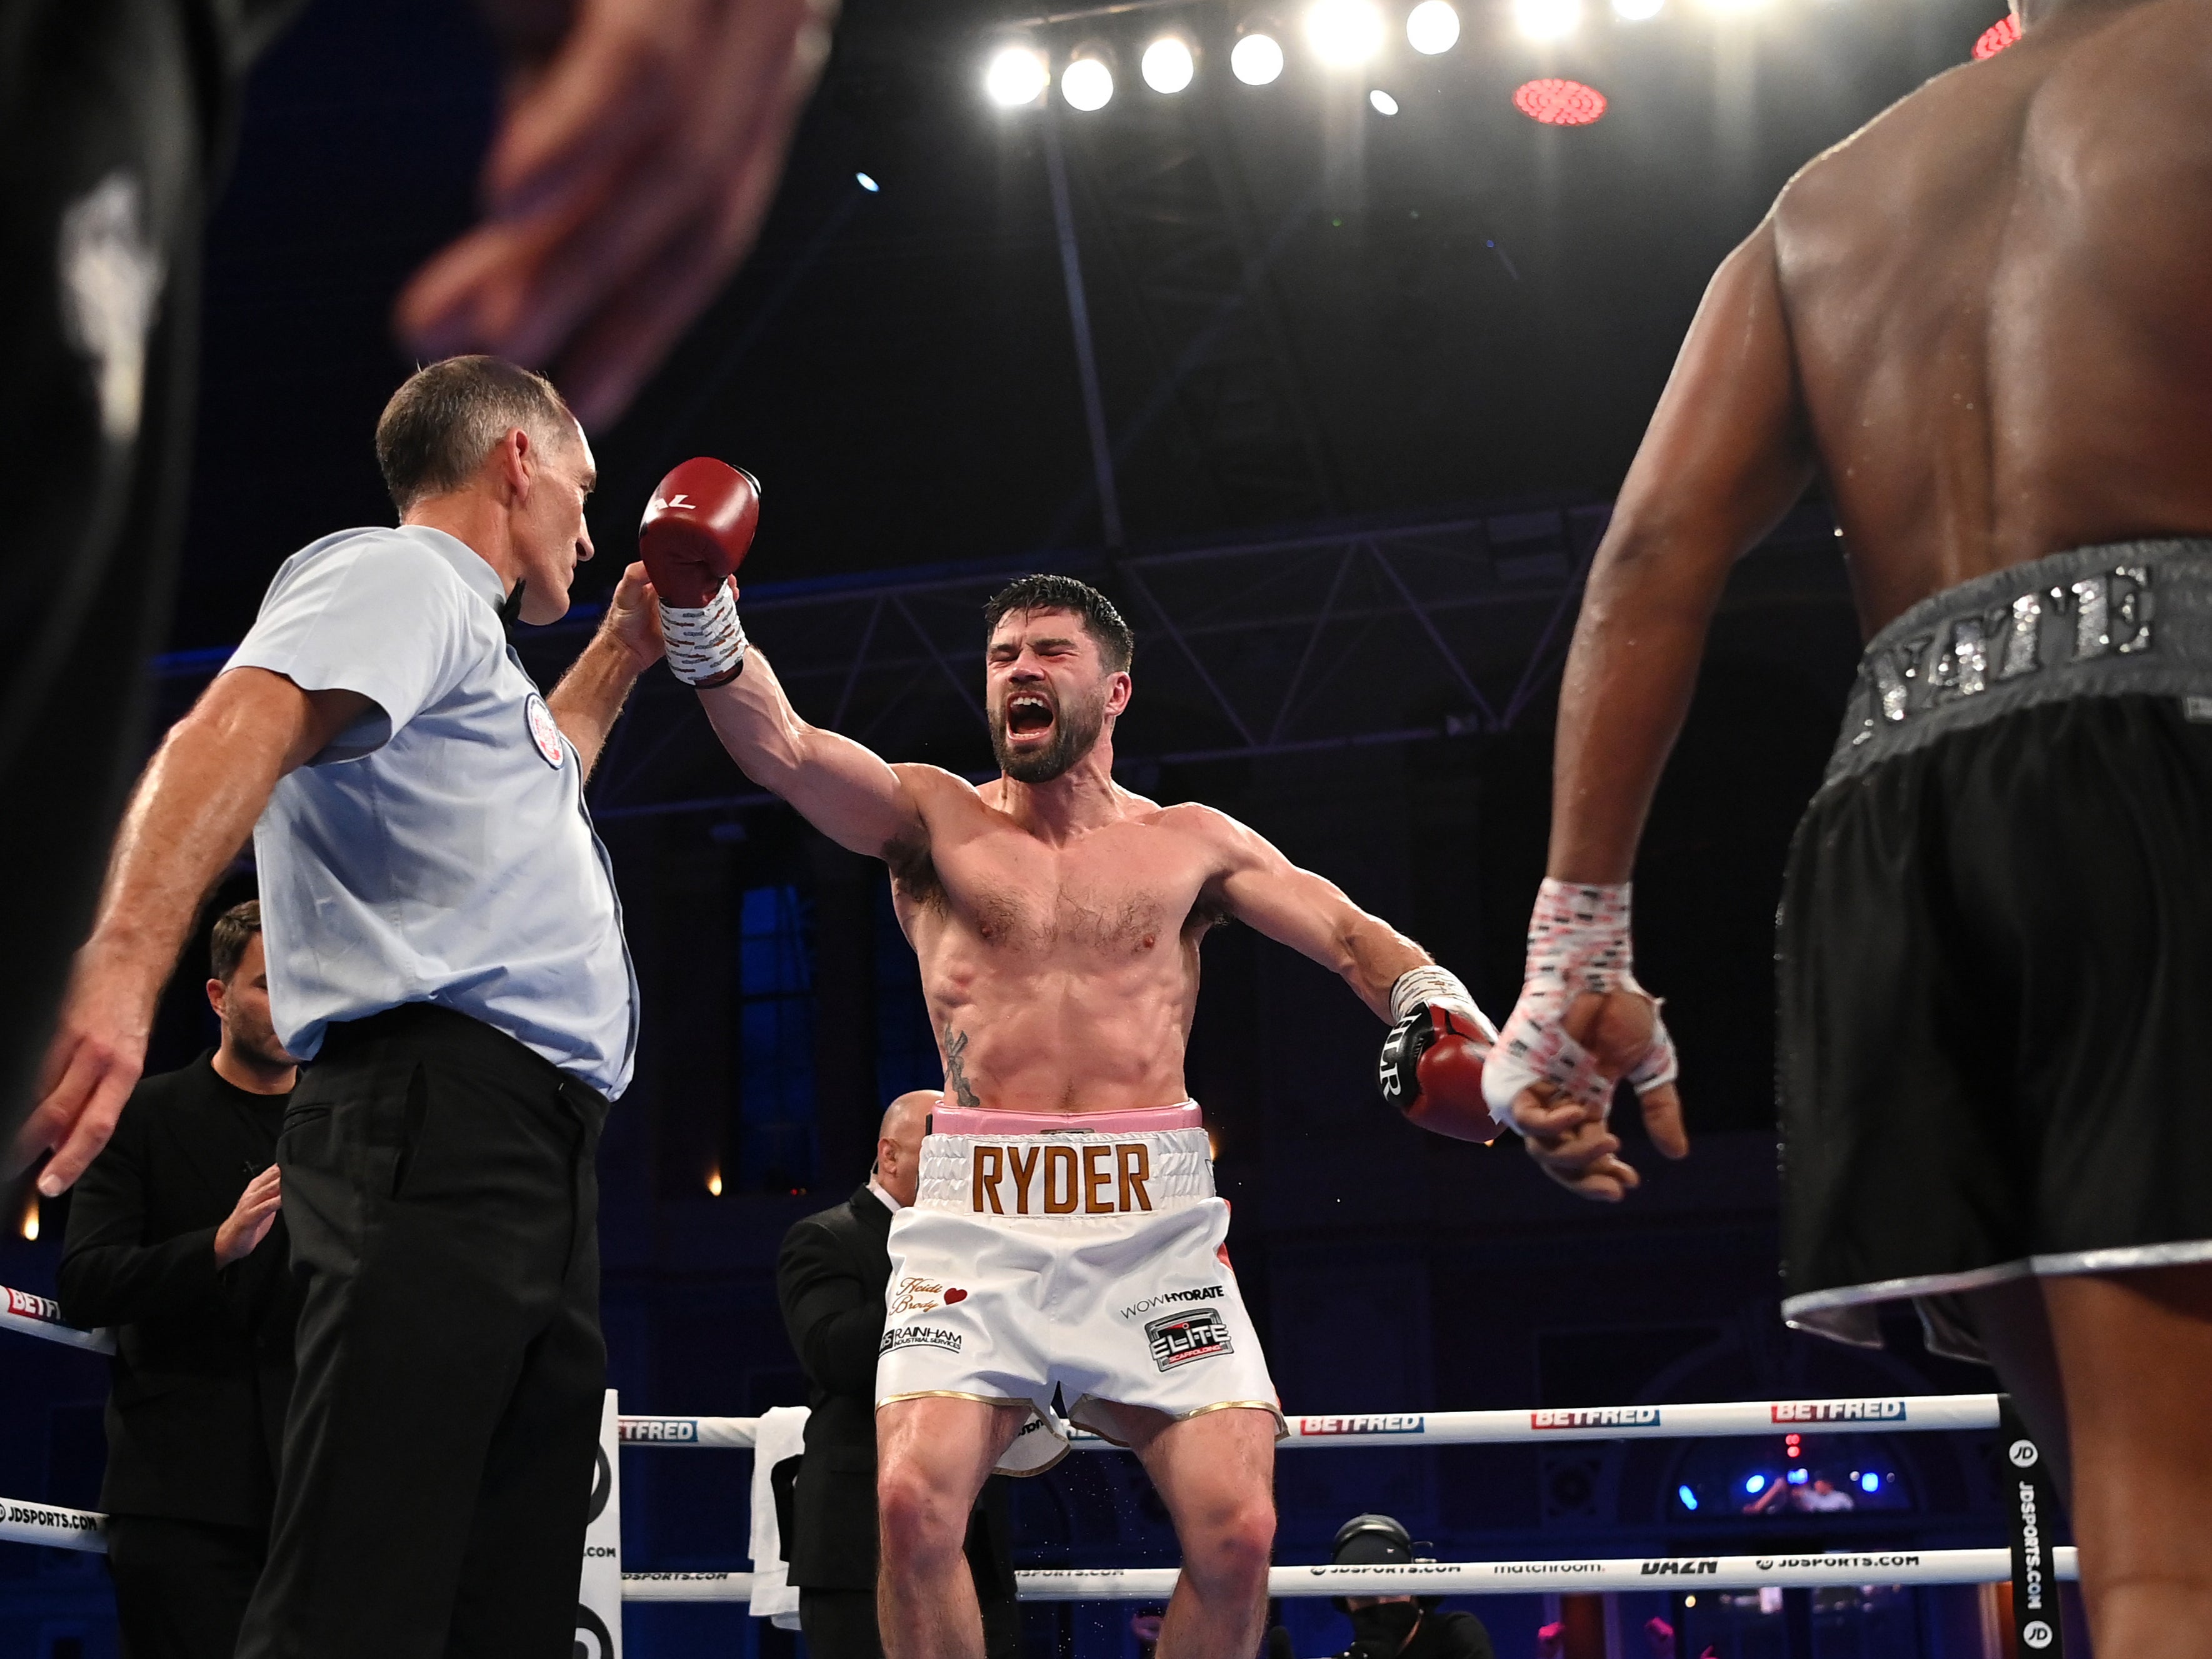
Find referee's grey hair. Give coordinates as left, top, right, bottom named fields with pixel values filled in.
left=375, top=356, right=577, bottom=514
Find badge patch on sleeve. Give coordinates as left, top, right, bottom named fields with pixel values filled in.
left=1146, top=1308, right=1233, bottom=1372
left=525, top=694, right=565, bottom=769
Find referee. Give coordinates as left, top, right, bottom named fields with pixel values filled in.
left=32, top=356, right=658, bottom=1658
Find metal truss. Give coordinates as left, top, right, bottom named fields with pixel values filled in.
left=571, top=501, right=1611, bottom=823
left=147, top=498, right=1844, bottom=829
left=1043, top=92, right=1341, bottom=545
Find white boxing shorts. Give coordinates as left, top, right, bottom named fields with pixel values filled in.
left=875, top=1100, right=1283, bottom=1475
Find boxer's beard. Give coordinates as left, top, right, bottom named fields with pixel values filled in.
left=991, top=682, right=1107, bottom=784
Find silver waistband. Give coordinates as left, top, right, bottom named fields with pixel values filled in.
left=1823, top=541, right=2212, bottom=787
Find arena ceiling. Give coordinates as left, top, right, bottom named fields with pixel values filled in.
left=176, top=0, right=2003, bottom=651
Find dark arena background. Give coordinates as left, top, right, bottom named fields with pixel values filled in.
left=1, top=0, right=2076, bottom=1655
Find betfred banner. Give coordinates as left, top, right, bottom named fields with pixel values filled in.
left=577, top=1390, right=623, bottom=1659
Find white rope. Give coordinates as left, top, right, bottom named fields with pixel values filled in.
left=0, top=1286, right=114, bottom=1355
left=614, top=1394, right=1999, bottom=1452
left=0, top=1297, right=2003, bottom=1450
left=618, top=1548, right=2080, bottom=1602
left=0, top=1498, right=106, bottom=1553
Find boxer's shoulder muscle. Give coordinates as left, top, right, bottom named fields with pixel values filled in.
left=1768, top=0, right=2212, bottom=619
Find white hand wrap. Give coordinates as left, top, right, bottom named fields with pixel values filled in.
left=1388, top=965, right=1498, bottom=1045
left=658, top=584, right=748, bottom=687
left=1479, top=879, right=1679, bottom=1133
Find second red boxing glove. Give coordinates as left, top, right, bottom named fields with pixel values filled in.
left=640, top=457, right=761, bottom=685
left=1378, top=1004, right=1504, bottom=1144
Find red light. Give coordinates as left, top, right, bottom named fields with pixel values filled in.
left=1973, top=15, right=2020, bottom=57
left=1786, top=1434, right=1800, bottom=1443
left=1788, top=1443, right=1801, bottom=1457
left=1513, top=78, right=1608, bottom=126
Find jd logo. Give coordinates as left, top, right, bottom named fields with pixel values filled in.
left=574, top=1602, right=615, bottom=1659
left=2021, top=1620, right=2054, bottom=1650
left=2009, top=1439, right=2040, bottom=1469
left=586, top=1446, right=612, bottom=1525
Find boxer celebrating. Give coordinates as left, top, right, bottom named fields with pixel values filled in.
left=636, top=461, right=1494, bottom=1659
left=1482, top=0, right=2212, bottom=1650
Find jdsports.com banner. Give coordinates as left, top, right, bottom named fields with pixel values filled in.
left=577, top=1390, right=623, bottom=1659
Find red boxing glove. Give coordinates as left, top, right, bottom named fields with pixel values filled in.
left=640, top=458, right=760, bottom=685
left=1378, top=1004, right=1504, bottom=1144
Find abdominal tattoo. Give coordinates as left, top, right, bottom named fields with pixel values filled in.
left=943, top=1024, right=983, bottom=1109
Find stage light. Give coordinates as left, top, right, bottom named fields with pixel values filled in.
left=984, top=42, right=1050, bottom=107
left=1369, top=87, right=1399, bottom=114
left=19, top=1196, right=36, bottom=1242
left=1512, top=76, right=1608, bottom=123
left=1974, top=14, right=2021, bottom=56
left=1861, top=1472, right=1881, bottom=1493
left=1676, top=1484, right=1699, bottom=1511
left=1614, top=0, right=1664, bottom=19
left=1513, top=0, right=1583, bottom=40
left=855, top=172, right=880, bottom=192
left=1063, top=51, right=1115, bottom=110
left=1142, top=34, right=1196, bottom=93
left=1233, top=31, right=1287, bottom=82
left=1407, top=0, right=1461, bottom=52
left=1744, top=1473, right=1766, bottom=1495
left=707, top=1168, right=724, bottom=1197
left=1306, top=0, right=1384, bottom=66
left=1787, top=1466, right=1809, bottom=1485
left=1700, top=0, right=1768, bottom=17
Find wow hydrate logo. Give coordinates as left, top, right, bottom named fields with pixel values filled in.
left=1531, top=1407, right=1662, bottom=1430
left=1769, top=1398, right=1908, bottom=1424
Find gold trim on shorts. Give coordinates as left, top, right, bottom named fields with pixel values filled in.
left=1069, top=1395, right=1289, bottom=1445
left=876, top=1388, right=1035, bottom=1410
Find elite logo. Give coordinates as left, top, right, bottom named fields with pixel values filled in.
left=1146, top=1308, right=1233, bottom=1372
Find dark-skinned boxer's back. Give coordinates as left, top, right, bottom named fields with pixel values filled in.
left=1771, top=0, right=2212, bottom=624
left=1760, top=0, right=2212, bottom=1342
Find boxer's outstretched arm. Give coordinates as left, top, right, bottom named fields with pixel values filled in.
left=1189, top=809, right=1430, bottom=1020
left=1549, top=216, right=1816, bottom=882
left=19, top=670, right=372, bottom=1194
left=694, top=644, right=926, bottom=859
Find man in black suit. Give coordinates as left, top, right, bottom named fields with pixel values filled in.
left=778, top=1090, right=1019, bottom=1659
left=58, top=902, right=300, bottom=1659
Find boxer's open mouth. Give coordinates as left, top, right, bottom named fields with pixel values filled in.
left=1006, top=694, right=1055, bottom=737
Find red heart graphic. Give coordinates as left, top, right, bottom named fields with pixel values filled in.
left=944, top=1288, right=968, bottom=1305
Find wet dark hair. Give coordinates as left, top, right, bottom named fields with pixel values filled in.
left=981, top=574, right=1133, bottom=672
left=208, top=900, right=263, bottom=985
left=374, top=356, right=575, bottom=513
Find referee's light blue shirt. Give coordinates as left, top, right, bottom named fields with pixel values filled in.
left=225, top=525, right=638, bottom=1098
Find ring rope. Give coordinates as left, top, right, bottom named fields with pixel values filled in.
left=617, top=1393, right=1998, bottom=1450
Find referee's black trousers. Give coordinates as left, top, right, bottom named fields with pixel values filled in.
left=238, top=1005, right=609, bottom=1659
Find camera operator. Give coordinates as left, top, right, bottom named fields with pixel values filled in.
left=1320, top=1514, right=1494, bottom=1659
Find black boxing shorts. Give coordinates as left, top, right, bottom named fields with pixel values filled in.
left=1777, top=540, right=2212, bottom=1353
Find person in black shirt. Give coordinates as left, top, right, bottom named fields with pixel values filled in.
left=1306, top=1514, right=1494, bottom=1659
left=59, top=901, right=299, bottom=1659
left=776, top=1090, right=1019, bottom=1659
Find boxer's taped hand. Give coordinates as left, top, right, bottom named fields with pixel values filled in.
left=1388, top=964, right=1498, bottom=1044
left=1482, top=879, right=1684, bottom=1136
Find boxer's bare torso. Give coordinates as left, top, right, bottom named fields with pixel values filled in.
left=1773, top=0, right=2212, bottom=630
left=699, top=604, right=1427, bottom=1114
left=886, top=779, right=1233, bottom=1113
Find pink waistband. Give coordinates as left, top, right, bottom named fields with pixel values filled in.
left=926, top=1100, right=1203, bottom=1137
